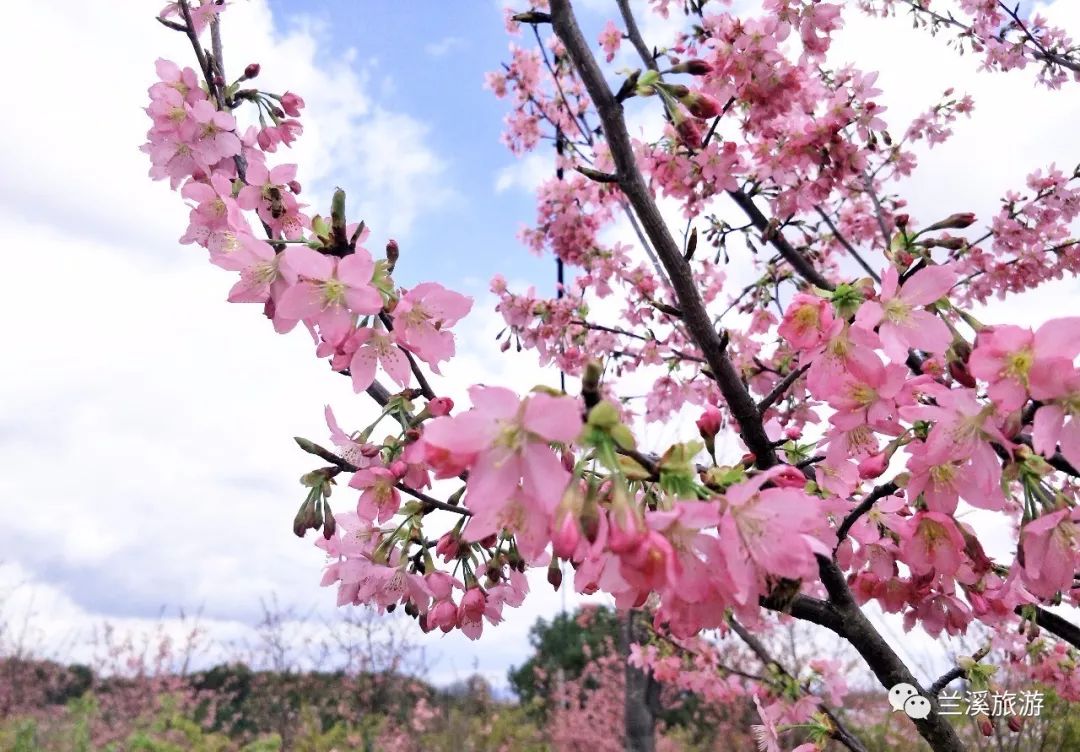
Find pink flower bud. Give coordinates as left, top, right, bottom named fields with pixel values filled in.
left=428, top=397, right=454, bottom=417
left=244, top=63, right=261, bottom=79
left=281, top=91, right=305, bottom=117
left=287, top=179, right=302, bottom=195
left=435, top=532, right=460, bottom=562
left=678, top=59, right=713, bottom=75
left=430, top=600, right=458, bottom=633
left=389, top=460, right=408, bottom=478
left=1007, top=716, right=1023, bottom=733
left=681, top=91, right=723, bottom=119
left=257, top=127, right=275, bottom=151
left=696, top=405, right=723, bottom=438
left=459, top=587, right=486, bottom=621
left=771, top=466, right=807, bottom=488
left=552, top=513, right=581, bottom=559
left=928, top=212, right=977, bottom=231
left=675, top=117, right=704, bottom=149
left=857, top=452, right=889, bottom=480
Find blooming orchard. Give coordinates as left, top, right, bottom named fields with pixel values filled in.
left=145, top=1, right=1080, bottom=750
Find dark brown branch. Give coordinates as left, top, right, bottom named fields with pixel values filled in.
left=177, top=0, right=223, bottom=108
left=813, top=205, right=881, bottom=282
left=575, top=165, right=619, bottom=183
left=395, top=483, right=472, bottom=517
left=834, top=482, right=900, bottom=553
left=757, top=363, right=810, bottom=413
left=156, top=17, right=188, bottom=32
left=1018, top=604, right=1080, bottom=649
left=550, top=0, right=776, bottom=470
left=810, top=556, right=967, bottom=752
left=616, top=0, right=659, bottom=72
left=728, top=189, right=835, bottom=290
left=928, top=644, right=991, bottom=695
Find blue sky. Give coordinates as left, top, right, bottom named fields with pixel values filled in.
left=264, top=0, right=556, bottom=292
left=1, top=0, right=1078, bottom=692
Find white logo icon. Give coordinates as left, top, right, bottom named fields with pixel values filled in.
left=888, top=683, right=931, bottom=718
left=904, top=695, right=932, bottom=719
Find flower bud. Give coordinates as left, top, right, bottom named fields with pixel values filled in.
left=894, top=214, right=909, bottom=229
left=287, top=179, right=302, bottom=195
left=459, top=587, right=486, bottom=621
left=243, top=62, right=261, bottom=79
left=671, top=59, right=713, bottom=75
left=281, top=91, right=305, bottom=117
left=681, top=91, right=723, bottom=119
left=385, top=239, right=399, bottom=272
left=552, top=511, right=581, bottom=559
left=948, top=360, right=976, bottom=388
left=547, top=561, right=563, bottom=590
left=1007, top=715, right=1023, bottom=733
left=675, top=117, right=704, bottom=149
left=857, top=452, right=889, bottom=480
left=430, top=600, right=458, bottom=633
left=428, top=396, right=454, bottom=417
left=978, top=716, right=993, bottom=737
left=436, top=532, right=461, bottom=562
left=696, top=405, right=723, bottom=438
left=925, top=212, right=977, bottom=232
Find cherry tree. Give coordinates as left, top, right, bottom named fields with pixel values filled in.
left=143, top=1, right=1080, bottom=750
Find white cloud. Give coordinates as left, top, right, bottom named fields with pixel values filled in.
left=425, top=36, right=469, bottom=57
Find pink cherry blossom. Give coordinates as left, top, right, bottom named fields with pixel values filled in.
left=392, top=282, right=473, bottom=372
left=855, top=264, right=956, bottom=362
left=277, top=246, right=384, bottom=342
left=969, top=317, right=1080, bottom=411
left=347, top=325, right=411, bottom=393
left=1021, top=508, right=1080, bottom=598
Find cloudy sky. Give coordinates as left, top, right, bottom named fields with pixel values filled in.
left=1, top=0, right=1077, bottom=690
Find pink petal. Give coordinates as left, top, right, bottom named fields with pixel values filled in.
left=523, top=393, right=582, bottom=443
left=379, top=345, right=412, bottom=388
left=350, top=346, right=378, bottom=393
left=276, top=282, right=324, bottom=320
left=900, top=264, right=956, bottom=306
left=344, top=284, right=383, bottom=315
left=281, top=246, right=334, bottom=283
left=337, top=251, right=375, bottom=288
left=1034, top=317, right=1080, bottom=360
left=468, top=386, right=520, bottom=420
left=1032, top=404, right=1065, bottom=458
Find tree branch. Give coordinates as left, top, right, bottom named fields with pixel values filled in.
left=729, top=618, right=869, bottom=752
left=616, top=0, right=659, bottom=72
left=928, top=644, right=991, bottom=695
left=834, top=482, right=900, bottom=553
left=757, top=363, right=810, bottom=413
left=814, top=205, right=881, bottom=282
left=727, top=190, right=835, bottom=290
left=550, top=0, right=776, bottom=469
left=1018, top=604, right=1080, bottom=650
